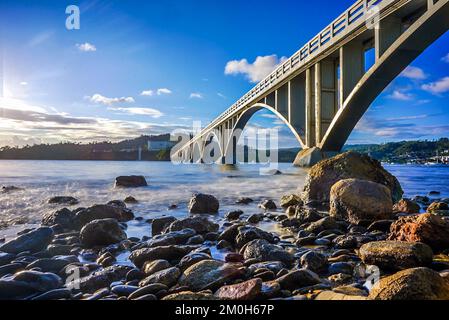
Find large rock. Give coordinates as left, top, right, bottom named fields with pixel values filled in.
left=80, top=219, right=127, bottom=248
left=276, top=269, right=321, bottom=291
left=388, top=213, right=449, bottom=251
left=235, top=226, right=276, bottom=248
left=393, top=199, right=420, bottom=214
left=114, top=176, right=148, bottom=188
left=129, top=245, right=199, bottom=268
left=301, top=152, right=403, bottom=204
left=280, top=195, right=303, bottom=209
left=243, top=240, right=294, bottom=265
left=0, top=227, right=54, bottom=254
left=167, top=216, right=219, bottom=234
left=330, top=179, right=394, bottom=225
left=74, top=204, right=134, bottom=229
left=139, top=267, right=181, bottom=288
left=147, top=229, right=196, bottom=247
left=359, top=241, right=433, bottom=271
left=188, top=194, right=219, bottom=214
left=0, top=271, right=62, bottom=299
left=42, top=208, right=77, bottom=230
left=152, top=216, right=177, bottom=236
left=48, top=196, right=79, bottom=205
left=215, top=278, right=262, bottom=300
left=72, top=265, right=132, bottom=293
left=178, top=260, right=244, bottom=291
left=369, top=268, right=449, bottom=300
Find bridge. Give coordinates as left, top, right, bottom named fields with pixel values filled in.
left=174, top=0, right=449, bottom=167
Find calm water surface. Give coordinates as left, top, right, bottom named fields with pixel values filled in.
left=0, top=160, right=448, bottom=241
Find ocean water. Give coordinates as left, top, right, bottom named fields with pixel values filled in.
left=0, top=160, right=448, bottom=240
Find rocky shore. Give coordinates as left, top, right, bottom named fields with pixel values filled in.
left=1, top=152, right=449, bottom=301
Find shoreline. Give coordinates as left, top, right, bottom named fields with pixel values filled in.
left=1, top=152, right=449, bottom=300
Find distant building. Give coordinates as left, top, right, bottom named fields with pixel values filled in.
left=147, top=140, right=176, bottom=151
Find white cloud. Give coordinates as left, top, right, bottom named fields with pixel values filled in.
left=190, top=93, right=203, bottom=99
left=89, top=94, right=135, bottom=105
left=421, top=77, right=449, bottom=94
left=108, top=107, right=163, bottom=118
left=400, top=66, right=427, bottom=80
left=217, top=93, right=227, bottom=99
left=140, top=90, right=154, bottom=96
left=388, top=90, right=413, bottom=101
left=225, top=54, right=288, bottom=83
left=140, top=88, right=172, bottom=96
left=20, top=82, right=28, bottom=86
left=442, top=54, right=449, bottom=63
left=77, top=42, right=97, bottom=52
left=157, top=88, right=172, bottom=95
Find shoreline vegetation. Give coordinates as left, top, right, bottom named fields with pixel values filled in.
left=1, top=152, right=449, bottom=300
left=1, top=135, right=449, bottom=164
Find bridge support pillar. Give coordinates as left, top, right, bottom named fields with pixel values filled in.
left=375, top=15, right=402, bottom=60
left=305, top=68, right=315, bottom=148
left=293, top=147, right=339, bottom=168
left=340, top=41, right=365, bottom=106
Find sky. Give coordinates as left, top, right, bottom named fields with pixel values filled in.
left=0, top=0, right=448, bottom=149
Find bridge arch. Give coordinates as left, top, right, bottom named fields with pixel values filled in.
left=222, top=103, right=306, bottom=160
left=321, top=0, right=449, bottom=151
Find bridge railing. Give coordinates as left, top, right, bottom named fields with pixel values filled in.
left=187, top=0, right=395, bottom=147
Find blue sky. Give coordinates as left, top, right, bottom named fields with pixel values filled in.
left=0, top=0, right=448, bottom=148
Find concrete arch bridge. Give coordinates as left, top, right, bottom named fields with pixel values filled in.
left=174, top=0, right=449, bottom=166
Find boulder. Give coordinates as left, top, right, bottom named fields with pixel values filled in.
left=393, top=199, right=420, bottom=214
left=369, top=267, right=449, bottom=300
left=152, top=216, right=177, bottom=236
left=259, top=200, right=277, bottom=210
left=0, top=227, right=53, bottom=254
left=276, top=269, right=321, bottom=291
left=0, top=271, right=63, bottom=299
left=48, top=196, right=79, bottom=205
left=359, top=241, right=433, bottom=271
left=301, top=152, right=403, bottom=204
left=305, top=217, right=341, bottom=234
left=143, top=260, right=171, bottom=275
left=178, top=252, right=212, bottom=271
left=167, top=216, right=219, bottom=234
left=427, top=202, right=449, bottom=214
left=296, top=208, right=323, bottom=224
left=147, top=229, right=196, bottom=247
left=388, top=213, right=449, bottom=251
left=114, top=176, right=148, bottom=188
left=139, top=267, right=181, bottom=288
left=225, top=210, right=244, bottom=221
left=300, top=251, right=328, bottom=273
left=235, top=226, right=276, bottom=248
left=188, top=194, right=219, bottom=214
left=129, top=245, right=199, bottom=268
left=236, top=197, right=254, bottom=205
left=330, top=179, right=393, bottom=225
left=42, top=208, right=77, bottom=230
left=243, top=240, right=294, bottom=265
left=178, top=260, right=244, bottom=291
left=74, top=204, right=134, bottom=229
left=79, top=219, right=127, bottom=248
left=124, top=196, right=138, bottom=204
left=215, top=278, right=262, bottom=300
left=72, top=265, right=132, bottom=293
left=280, top=195, right=302, bottom=209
